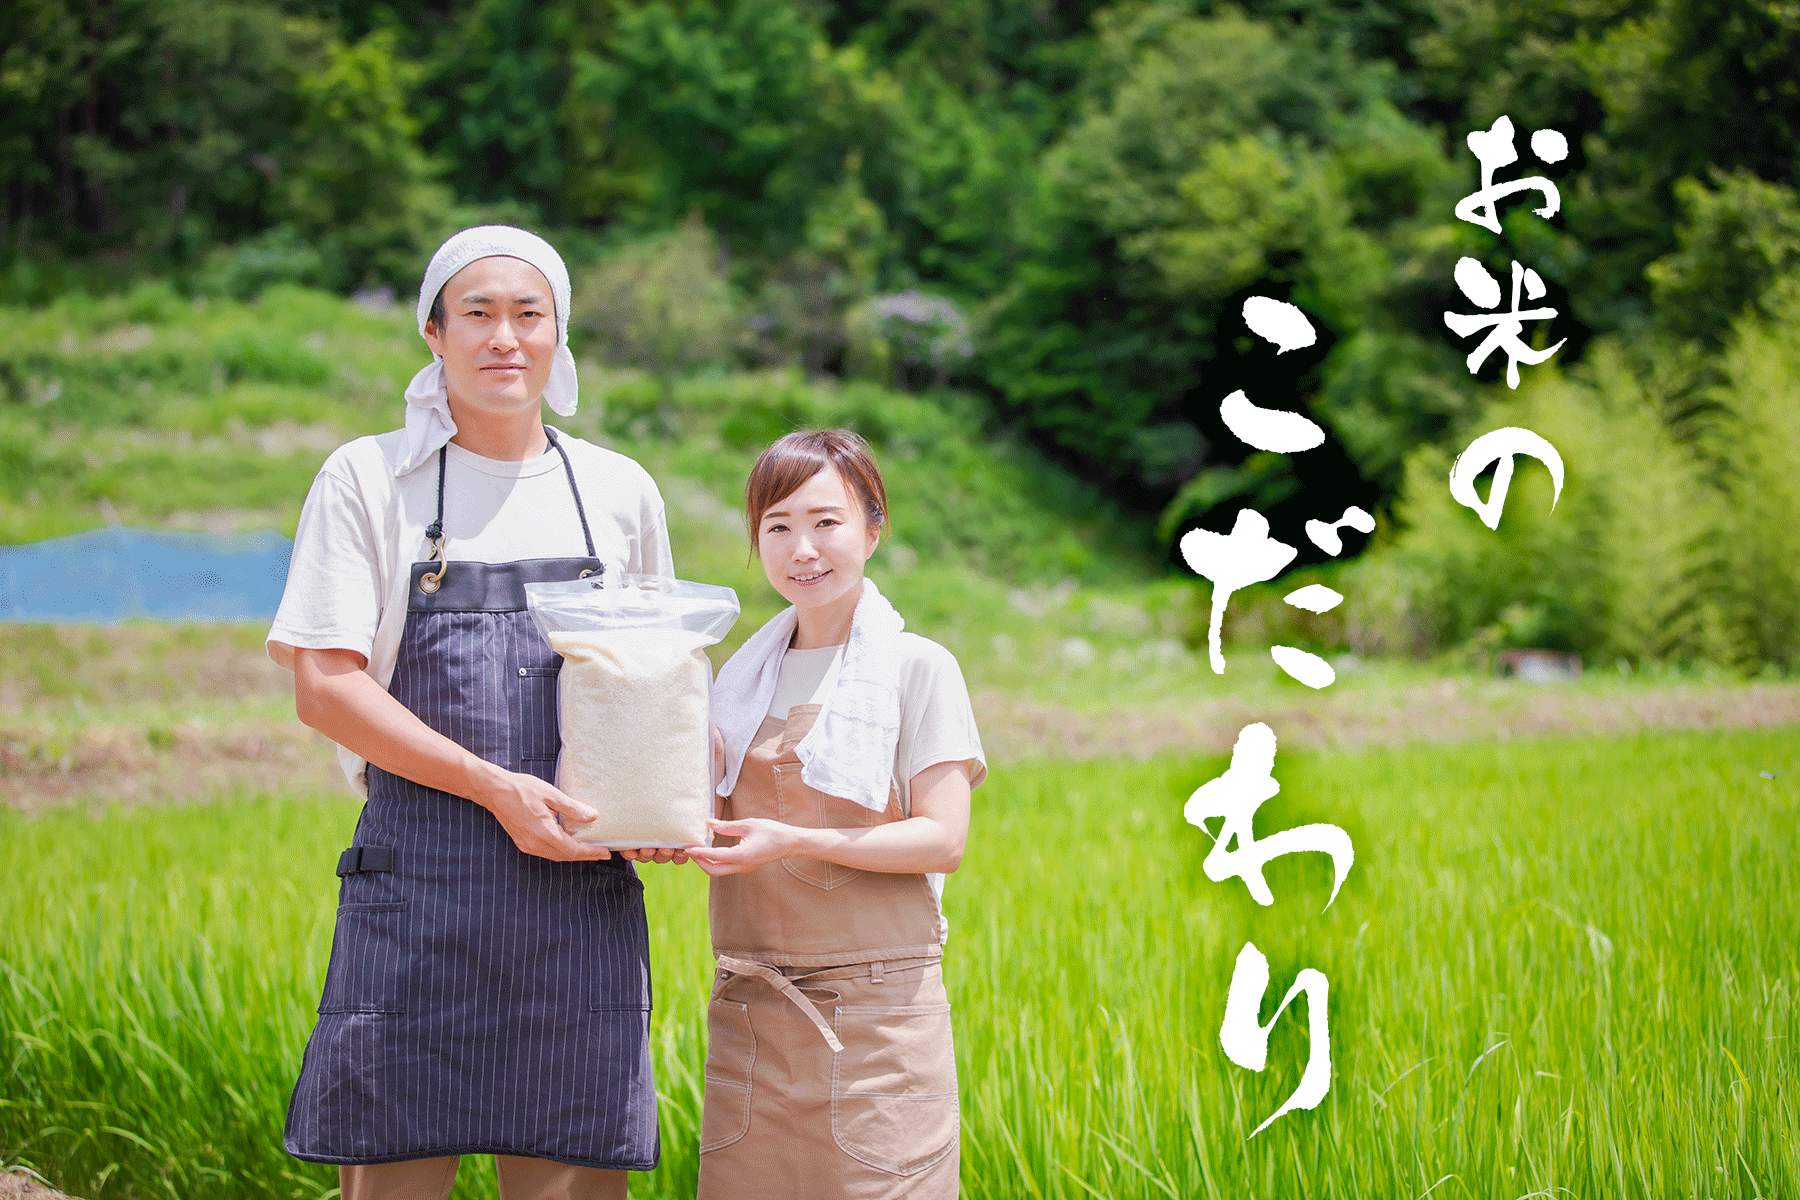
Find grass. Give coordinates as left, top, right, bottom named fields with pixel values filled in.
left=0, top=282, right=1148, bottom=588
left=3, top=727, right=1795, bottom=1198
left=0, top=284, right=415, bottom=545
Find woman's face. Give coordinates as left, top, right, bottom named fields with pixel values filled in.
left=421, top=255, right=558, bottom=423
left=757, top=466, right=880, bottom=622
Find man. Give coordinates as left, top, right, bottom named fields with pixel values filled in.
left=267, top=226, right=677, bottom=1200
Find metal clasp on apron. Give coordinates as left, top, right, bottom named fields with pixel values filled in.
left=716, top=955, right=843, bottom=1052
left=419, top=531, right=448, bottom=593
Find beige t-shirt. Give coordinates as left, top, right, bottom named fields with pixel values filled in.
left=767, top=632, right=987, bottom=932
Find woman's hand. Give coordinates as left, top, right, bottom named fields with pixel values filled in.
left=686, top=818, right=805, bottom=876
left=687, top=762, right=973, bottom=876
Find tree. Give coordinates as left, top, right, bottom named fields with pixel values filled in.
left=0, top=0, right=327, bottom=262
left=1409, top=0, right=1800, bottom=337
left=279, top=29, right=454, bottom=290
left=0, top=0, right=451, bottom=292
left=982, top=4, right=1467, bottom=543
left=572, top=214, right=740, bottom=433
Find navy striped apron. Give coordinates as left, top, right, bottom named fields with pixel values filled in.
left=285, top=429, right=659, bottom=1170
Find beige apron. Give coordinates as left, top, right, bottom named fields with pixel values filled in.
left=698, top=704, right=960, bottom=1199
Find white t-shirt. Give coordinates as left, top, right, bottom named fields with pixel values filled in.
left=267, top=428, right=674, bottom=795
left=767, top=632, right=987, bottom=938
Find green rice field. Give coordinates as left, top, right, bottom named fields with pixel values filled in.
left=3, top=727, right=1796, bottom=1199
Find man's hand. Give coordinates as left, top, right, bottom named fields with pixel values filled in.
left=618, top=847, right=691, bottom=865
left=292, top=648, right=711, bottom=865
left=470, top=767, right=615, bottom=862
left=294, top=647, right=615, bottom=863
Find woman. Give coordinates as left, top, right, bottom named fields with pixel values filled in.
left=687, top=430, right=986, bottom=1198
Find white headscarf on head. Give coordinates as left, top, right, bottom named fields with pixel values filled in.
left=398, top=224, right=580, bottom=476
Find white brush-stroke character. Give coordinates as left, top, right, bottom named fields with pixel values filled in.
left=1183, top=722, right=1354, bottom=910
left=1444, top=257, right=1567, bottom=388
left=1219, top=941, right=1332, bottom=1138
left=1454, top=115, right=1564, bottom=234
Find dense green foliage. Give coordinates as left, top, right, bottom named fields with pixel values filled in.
left=4, top=728, right=1795, bottom=1197
left=9, top=0, right=1798, bottom=527
left=7, top=0, right=1800, bottom=669
left=1304, top=283, right=1800, bottom=672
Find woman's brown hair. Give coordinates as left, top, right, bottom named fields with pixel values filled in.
left=745, top=430, right=888, bottom=549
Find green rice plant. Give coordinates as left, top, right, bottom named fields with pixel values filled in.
left=953, top=730, right=1798, bottom=1199
left=0, top=793, right=355, bottom=1198
left=3, top=728, right=1795, bottom=1198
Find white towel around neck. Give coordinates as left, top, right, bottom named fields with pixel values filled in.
left=713, top=577, right=906, bottom=812
left=398, top=225, right=580, bottom=476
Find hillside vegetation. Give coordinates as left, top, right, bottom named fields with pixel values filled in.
left=9, top=274, right=1800, bottom=679
left=8, top=0, right=1800, bottom=673
left=0, top=282, right=1213, bottom=680
left=0, top=281, right=1125, bottom=567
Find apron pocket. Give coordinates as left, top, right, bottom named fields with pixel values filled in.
left=317, top=902, right=409, bottom=1015
left=518, top=665, right=561, bottom=760
left=773, top=763, right=863, bottom=890
left=700, top=993, right=756, bottom=1153
left=830, top=1001, right=959, bottom=1175
left=587, top=873, right=653, bottom=1011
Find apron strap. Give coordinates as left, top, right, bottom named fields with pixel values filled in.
left=544, top=426, right=598, bottom=558
left=425, top=444, right=448, bottom=543
left=421, top=430, right=598, bottom=560
left=716, top=955, right=843, bottom=1052
left=419, top=446, right=451, bottom=592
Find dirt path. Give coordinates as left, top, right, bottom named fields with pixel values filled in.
left=0, top=1170, right=76, bottom=1200
left=1, top=716, right=342, bottom=814
left=976, top=679, right=1800, bottom=762
left=6, top=680, right=1797, bottom=813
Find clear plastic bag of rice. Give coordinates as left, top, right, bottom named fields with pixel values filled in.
left=526, top=573, right=740, bottom=849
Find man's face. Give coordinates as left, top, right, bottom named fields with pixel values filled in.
left=422, top=256, right=558, bottom=423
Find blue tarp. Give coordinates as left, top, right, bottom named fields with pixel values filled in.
left=0, top=526, right=293, bottom=623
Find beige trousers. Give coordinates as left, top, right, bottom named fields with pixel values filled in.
left=339, top=1156, right=627, bottom=1200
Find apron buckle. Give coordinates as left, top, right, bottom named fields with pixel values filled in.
left=336, top=845, right=395, bottom=876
